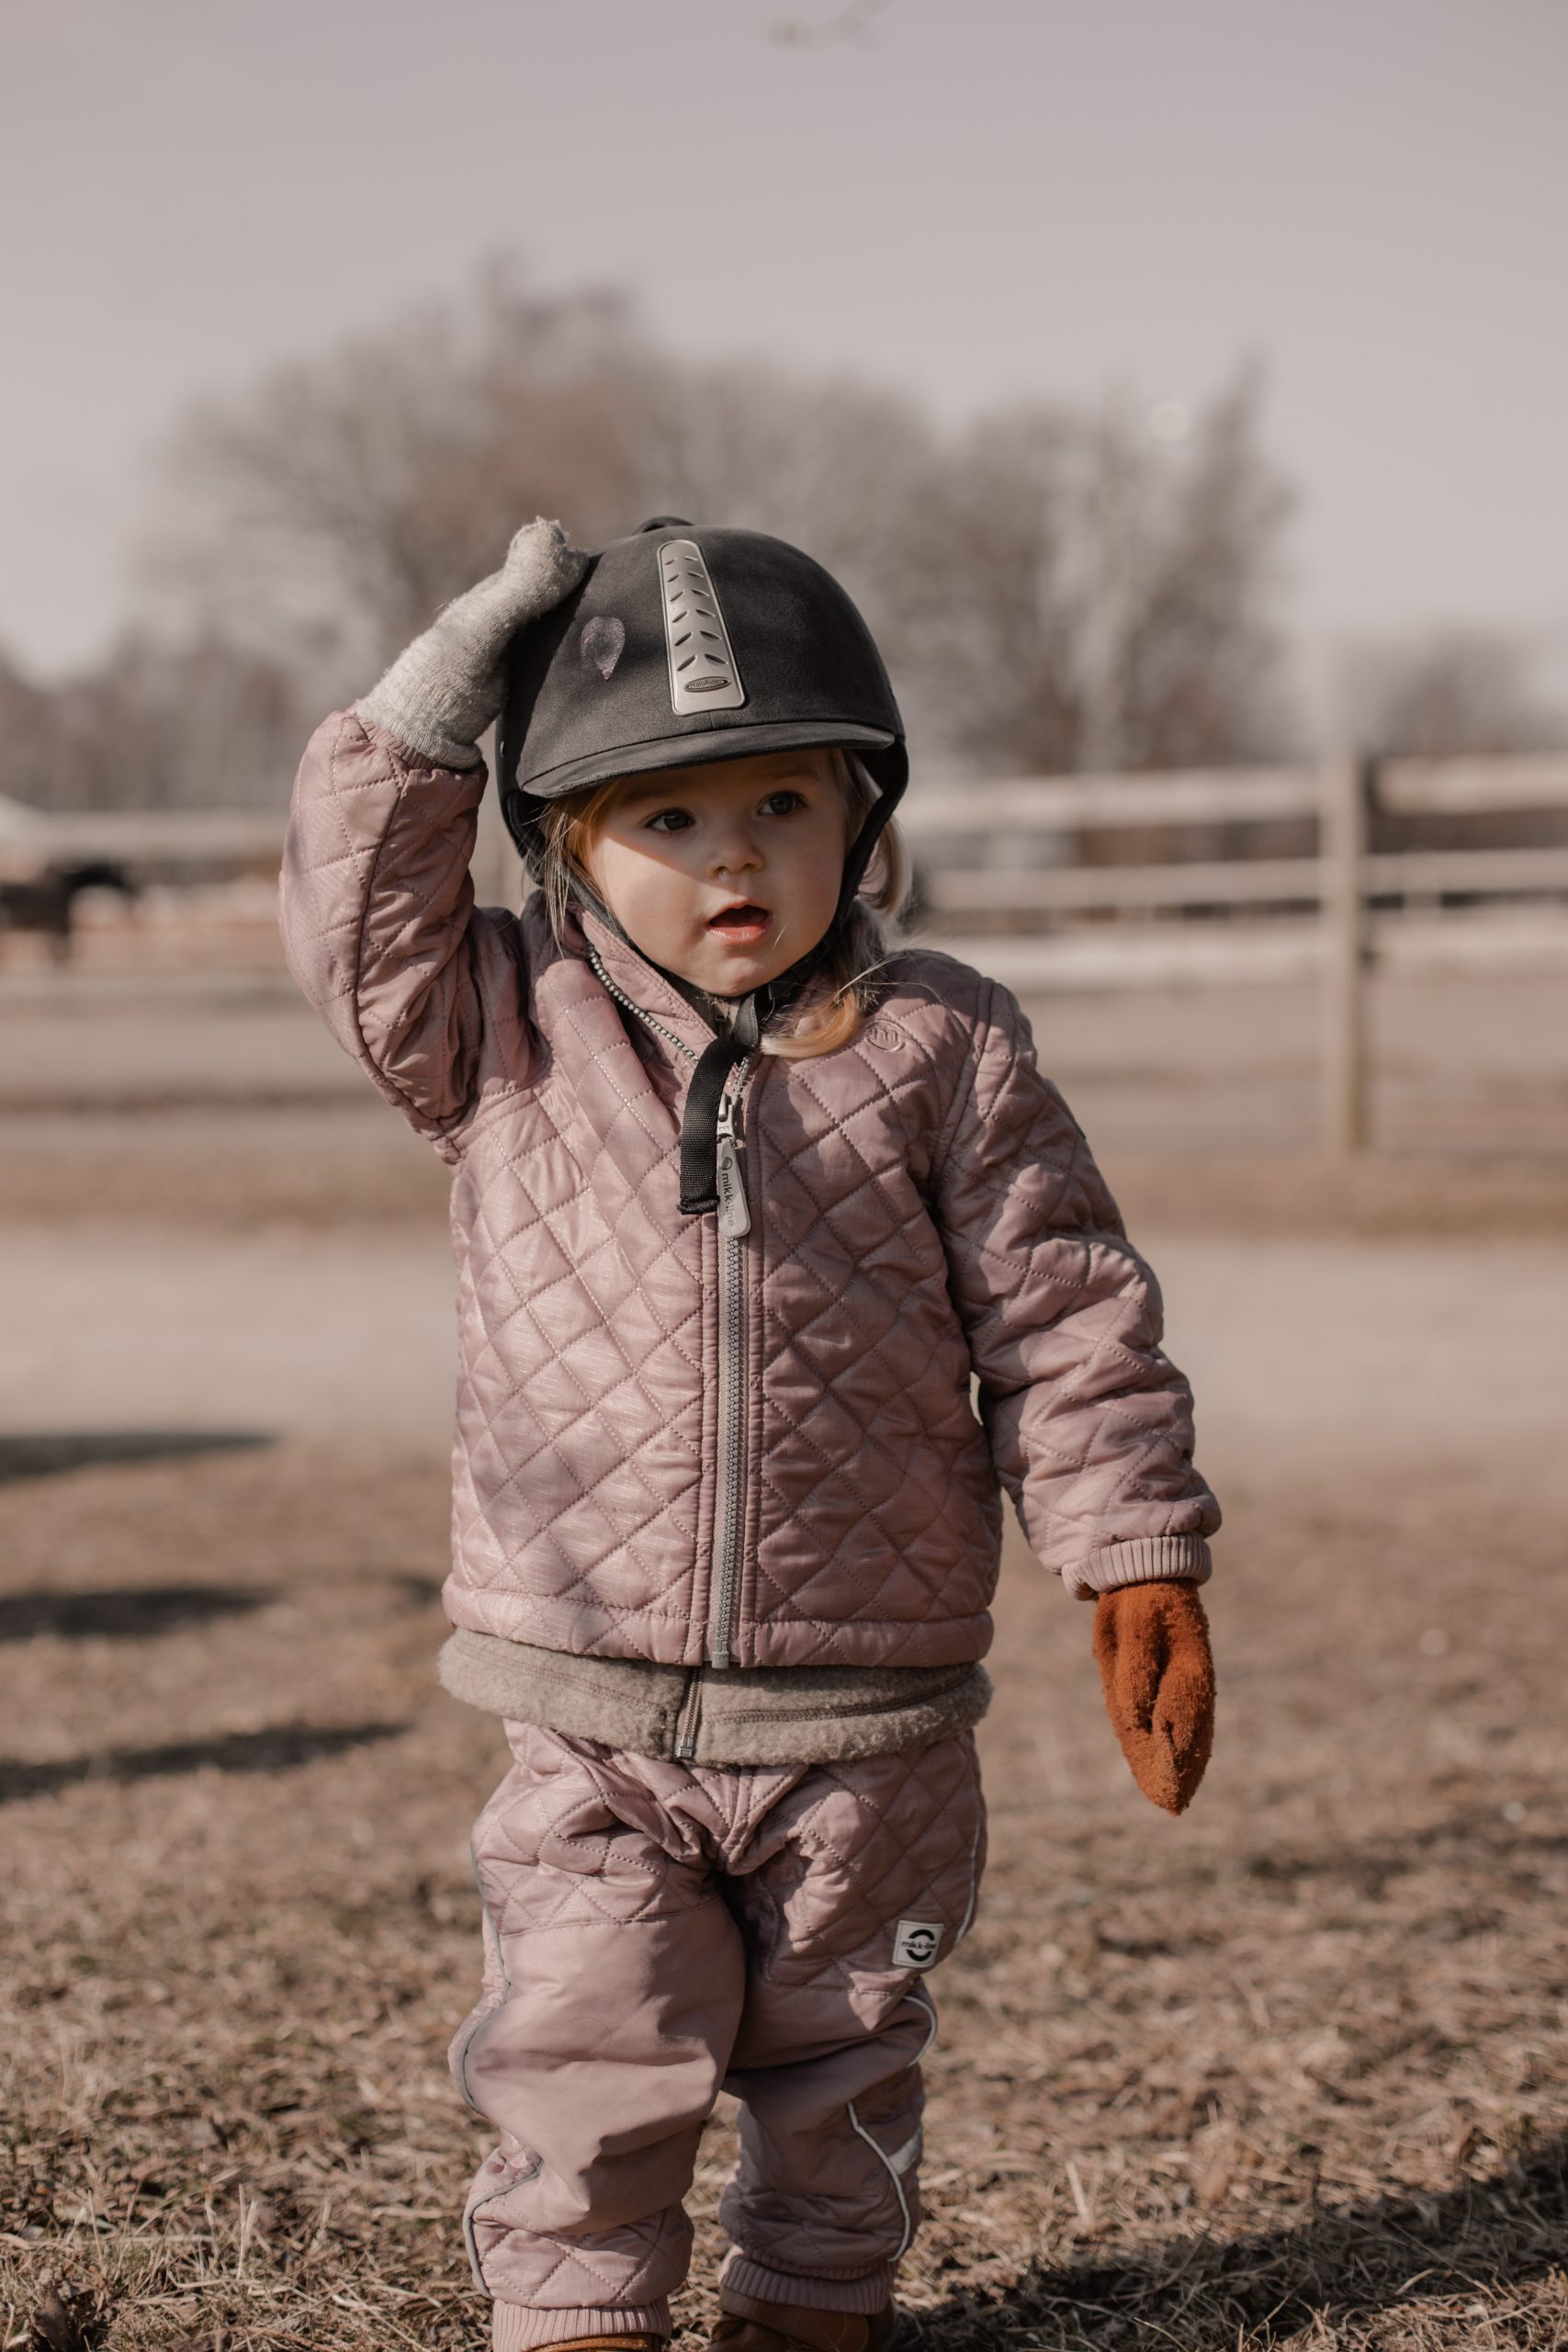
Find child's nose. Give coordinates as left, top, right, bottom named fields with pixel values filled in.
left=710, top=825, right=762, bottom=875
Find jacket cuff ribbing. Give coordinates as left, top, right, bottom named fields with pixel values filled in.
left=491, top=2297, right=671, bottom=2347
left=350, top=692, right=484, bottom=772
left=719, top=2253, right=894, bottom=2316
left=1063, top=1534, right=1213, bottom=1600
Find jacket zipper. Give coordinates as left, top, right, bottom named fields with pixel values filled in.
left=673, top=1668, right=704, bottom=1762
left=709, top=1082, right=750, bottom=1670
left=589, top=950, right=703, bottom=1070
left=589, top=949, right=753, bottom=1681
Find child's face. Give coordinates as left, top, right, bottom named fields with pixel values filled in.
left=585, top=749, right=849, bottom=998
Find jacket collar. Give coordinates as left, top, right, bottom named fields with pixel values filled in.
left=570, top=906, right=725, bottom=1061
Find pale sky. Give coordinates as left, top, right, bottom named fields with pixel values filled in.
left=3, top=0, right=1565, bottom=686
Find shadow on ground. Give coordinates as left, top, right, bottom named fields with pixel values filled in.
left=0, top=1430, right=274, bottom=1485
left=0, top=1721, right=405, bottom=1804
left=0, top=1584, right=276, bottom=1642
left=911, top=2130, right=1568, bottom=2347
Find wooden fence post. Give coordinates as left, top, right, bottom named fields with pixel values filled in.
left=1320, top=752, right=1371, bottom=1154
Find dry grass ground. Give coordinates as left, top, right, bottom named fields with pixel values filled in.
left=5, top=1445, right=1566, bottom=2352
left=4, top=963, right=1567, bottom=2351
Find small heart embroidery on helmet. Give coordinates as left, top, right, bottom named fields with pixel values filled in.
left=579, top=616, right=626, bottom=681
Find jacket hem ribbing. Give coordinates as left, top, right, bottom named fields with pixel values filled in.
left=438, top=1630, right=992, bottom=1765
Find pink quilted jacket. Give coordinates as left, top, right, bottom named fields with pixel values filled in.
left=281, top=711, right=1218, bottom=1671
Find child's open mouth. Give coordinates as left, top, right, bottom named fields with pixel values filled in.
left=705, top=903, right=772, bottom=944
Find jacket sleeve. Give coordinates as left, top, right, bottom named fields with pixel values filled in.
left=278, top=707, right=523, bottom=1153
left=931, top=978, right=1219, bottom=1598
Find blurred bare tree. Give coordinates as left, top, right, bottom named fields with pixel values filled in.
left=0, top=653, right=58, bottom=808
left=149, top=272, right=1298, bottom=775
left=0, top=636, right=309, bottom=812
left=151, top=298, right=948, bottom=704
left=2, top=268, right=1303, bottom=810
left=147, top=266, right=647, bottom=698
left=1340, top=626, right=1568, bottom=757
left=152, top=287, right=1295, bottom=779
left=926, top=370, right=1295, bottom=775
left=619, top=358, right=937, bottom=598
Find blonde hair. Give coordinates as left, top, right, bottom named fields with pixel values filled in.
left=534, top=749, right=908, bottom=1060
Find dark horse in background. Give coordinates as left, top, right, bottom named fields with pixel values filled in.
left=0, top=861, right=138, bottom=962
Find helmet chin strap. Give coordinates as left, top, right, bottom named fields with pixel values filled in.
left=571, top=782, right=901, bottom=1217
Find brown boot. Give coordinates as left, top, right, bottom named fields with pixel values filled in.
left=527, top=2336, right=666, bottom=2350
left=533, top=2337, right=666, bottom=2350
left=711, top=2290, right=901, bottom=2351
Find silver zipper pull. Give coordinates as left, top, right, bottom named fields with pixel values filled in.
left=715, top=1095, right=750, bottom=1239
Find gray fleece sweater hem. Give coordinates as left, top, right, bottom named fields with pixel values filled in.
left=438, top=1630, right=993, bottom=1766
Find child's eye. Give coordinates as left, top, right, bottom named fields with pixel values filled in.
left=759, top=790, right=805, bottom=817
left=644, top=807, right=694, bottom=834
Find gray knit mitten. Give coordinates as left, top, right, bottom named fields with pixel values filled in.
left=355, top=516, right=590, bottom=769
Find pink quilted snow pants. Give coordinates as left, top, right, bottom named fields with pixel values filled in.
left=451, top=1724, right=987, bottom=2349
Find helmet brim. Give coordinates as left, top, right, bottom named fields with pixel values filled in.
left=502, top=718, right=906, bottom=866
left=513, top=717, right=903, bottom=804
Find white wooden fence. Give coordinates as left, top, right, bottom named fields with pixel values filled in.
left=900, top=752, right=1568, bottom=1153
left=0, top=803, right=288, bottom=870
left=6, top=758, right=1565, bottom=1155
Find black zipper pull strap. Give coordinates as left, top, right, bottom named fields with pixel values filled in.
left=679, top=989, right=768, bottom=1215
left=592, top=942, right=772, bottom=1218
left=679, top=1031, right=748, bottom=1213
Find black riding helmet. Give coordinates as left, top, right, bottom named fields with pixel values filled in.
left=494, top=519, right=908, bottom=1216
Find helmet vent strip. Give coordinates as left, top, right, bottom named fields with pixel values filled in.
left=659, top=539, right=746, bottom=713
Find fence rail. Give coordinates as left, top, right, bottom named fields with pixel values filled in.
left=6, top=755, right=1566, bottom=1156
left=0, top=800, right=286, bottom=871
left=902, top=751, right=1568, bottom=1154
left=921, top=845, right=1568, bottom=912
left=900, top=752, right=1568, bottom=836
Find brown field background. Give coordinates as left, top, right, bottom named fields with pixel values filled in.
left=4, top=943, right=1567, bottom=2350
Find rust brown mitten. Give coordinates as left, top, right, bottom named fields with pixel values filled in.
left=1092, top=1578, right=1215, bottom=1815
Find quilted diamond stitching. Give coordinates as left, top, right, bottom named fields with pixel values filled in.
left=282, top=712, right=1217, bottom=1667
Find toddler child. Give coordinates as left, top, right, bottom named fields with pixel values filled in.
left=281, top=516, right=1219, bottom=2352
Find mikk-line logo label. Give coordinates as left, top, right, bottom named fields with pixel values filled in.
left=892, top=1918, right=942, bottom=1970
